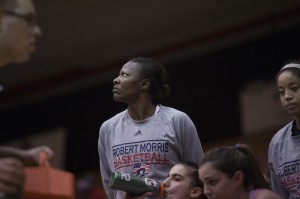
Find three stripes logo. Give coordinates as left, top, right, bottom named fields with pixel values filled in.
left=135, top=130, right=142, bottom=136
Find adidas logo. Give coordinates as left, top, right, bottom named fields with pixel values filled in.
left=135, top=130, right=142, bottom=136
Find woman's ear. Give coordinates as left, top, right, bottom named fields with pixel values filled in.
left=233, top=170, right=244, bottom=188
left=190, top=187, right=201, bottom=198
left=140, top=79, right=150, bottom=90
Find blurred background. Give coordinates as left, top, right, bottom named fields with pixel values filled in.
left=1, top=0, right=300, bottom=198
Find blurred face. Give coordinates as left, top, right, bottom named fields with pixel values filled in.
left=199, top=163, right=239, bottom=199
left=112, top=61, right=144, bottom=104
left=0, top=0, right=42, bottom=66
left=163, top=164, right=200, bottom=199
left=277, top=70, right=300, bottom=117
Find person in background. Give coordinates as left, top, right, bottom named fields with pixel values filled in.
left=123, top=161, right=207, bottom=199
left=0, top=0, right=53, bottom=195
left=268, top=60, right=300, bottom=199
left=199, top=144, right=282, bottom=199
left=98, top=57, right=204, bottom=199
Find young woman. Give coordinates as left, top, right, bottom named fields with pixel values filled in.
left=98, top=57, right=204, bottom=199
left=162, top=161, right=207, bottom=199
left=268, top=61, right=300, bottom=199
left=199, top=144, right=282, bottom=199
left=122, top=161, right=207, bottom=199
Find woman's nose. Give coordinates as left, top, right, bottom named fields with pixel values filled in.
left=162, top=177, right=170, bottom=187
left=113, top=77, right=119, bottom=84
left=203, top=186, right=211, bottom=196
left=284, top=91, right=292, bottom=99
left=32, top=24, right=42, bottom=37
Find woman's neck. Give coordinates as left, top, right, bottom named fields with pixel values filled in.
left=128, top=103, right=156, bottom=121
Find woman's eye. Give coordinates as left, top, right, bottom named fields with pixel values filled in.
left=208, top=180, right=216, bottom=186
left=173, top=177, right=181, bottom=182
left=291, top=86, right=299, bottom=91
left=278, top=90, right=284, bottom=96
left=120, top=72, right=127, bottom=77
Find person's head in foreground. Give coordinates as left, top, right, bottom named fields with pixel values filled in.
left=162, top=161, right=207, bottom=199
left=0, top=0, right=42, bottom=67
left=122, top=161, right=207, bottom=199
left=199, top=144, right=282, bottom=199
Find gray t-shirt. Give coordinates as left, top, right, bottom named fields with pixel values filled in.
left=268, top=121, right=300, bottom=199
left=98, top=105, right=204, bottom=199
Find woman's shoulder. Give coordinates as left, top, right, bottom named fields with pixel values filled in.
left=160, top=105, right=188, bottom=117
left=254, top=188, right=282, bottom=199
left=270, top=121, right=293, bottom=142
left=159, top=105, right=193, bottom=123
left=160, top=105, right=196, bottom=124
